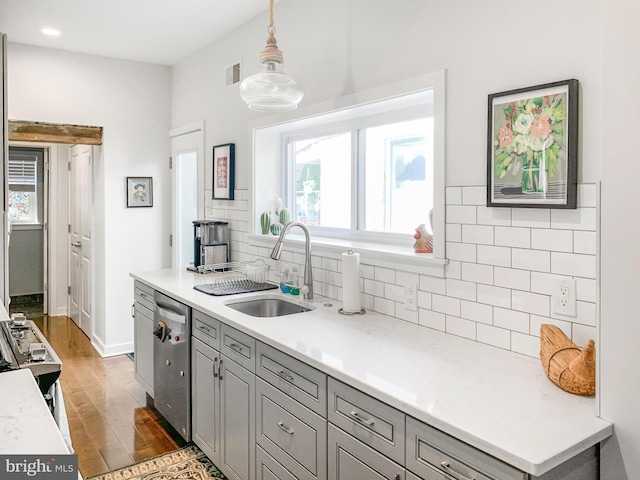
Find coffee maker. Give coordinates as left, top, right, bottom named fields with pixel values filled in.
left=190, top=220, right=230, bottom=271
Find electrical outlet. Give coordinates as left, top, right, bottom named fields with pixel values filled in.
left=552, top=278, right=577, bottom=317
left=404, top=284, right=417, bottom=311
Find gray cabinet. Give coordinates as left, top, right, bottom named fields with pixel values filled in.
left=328, top=424, right=405, bottom=480
left=192, top=316, right=255, bottom=480
left=257, top=446, right=298, bottom=480
left=133, top=281, right=154, bottom=396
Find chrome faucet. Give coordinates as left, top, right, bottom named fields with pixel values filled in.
left=270, top=221, right=313, bottom=299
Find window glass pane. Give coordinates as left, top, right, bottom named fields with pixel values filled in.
left=363, top=118, right=433, bottom=234
left=291, top=133, right=351, bottom=228
left=8, top=191, right=38, bottom=223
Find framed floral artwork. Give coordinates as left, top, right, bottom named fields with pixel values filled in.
left=487, top=79, right=579, bottom=208
left=213, top=143, right=235, bottom=200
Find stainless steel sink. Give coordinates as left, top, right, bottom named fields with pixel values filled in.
left=226, top=298, right=312, bottom=317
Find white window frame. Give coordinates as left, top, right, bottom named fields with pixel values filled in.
left=249, top=71, right=447, bottom=277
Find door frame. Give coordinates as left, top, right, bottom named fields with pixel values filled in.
left=169, top=121, right=205, bottom=268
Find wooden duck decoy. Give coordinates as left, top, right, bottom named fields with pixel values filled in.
left=539, top=324, right=595, bottom=396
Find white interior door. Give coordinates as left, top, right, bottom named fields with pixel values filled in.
left=170, top=122, right=204, bottom=269
left=69, top=144, right=92, bottom=337
left=0, top=33, right=8, bottom=308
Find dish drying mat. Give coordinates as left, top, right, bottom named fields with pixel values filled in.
left=193, top=260, right=279, bottom=296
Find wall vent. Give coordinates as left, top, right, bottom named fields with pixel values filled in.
left=225, top=61, right=241, bottom=87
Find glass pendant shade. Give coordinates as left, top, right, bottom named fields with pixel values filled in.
left=240, top=61, right=303, bottom=112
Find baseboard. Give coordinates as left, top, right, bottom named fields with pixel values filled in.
left=91, top=335, right=134, bottom=358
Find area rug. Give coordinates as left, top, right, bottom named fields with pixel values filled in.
left=86, top=444, right=227, bottom=480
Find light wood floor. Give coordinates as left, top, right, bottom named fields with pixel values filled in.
left=33, top=315, right=179, bottom=478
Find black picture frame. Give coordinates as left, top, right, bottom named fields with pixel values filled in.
left=212, top=143, right=235, bottom=200
left=487, top=79, right=578, bottom=209
left=126, top=176, right=153, bottom=208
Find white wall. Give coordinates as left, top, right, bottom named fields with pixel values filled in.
left=599, top=0, right=640, bottom=478
left=7, top=44, right=172, bottom=355
left=171, top=0, right=640, bottom=476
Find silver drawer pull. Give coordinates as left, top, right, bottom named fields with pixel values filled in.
left=277, top=421, right=294, bottom=435
left=213, top=357, right=218, bottom=378
left=199, top=325, right=211, bottom=333
left=140, top=293, right=148, bottom=298
left=349, top=410, right=375, bottom=426
left=229, top=343, right=243, bottom=353
left=277, top=370, right=294, bottom=382
left=440, top=461, right=475, bottom=480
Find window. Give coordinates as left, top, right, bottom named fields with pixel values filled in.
left=251, top=71, right=446, bottom=271
left=8, top=156, right=38, bottom=224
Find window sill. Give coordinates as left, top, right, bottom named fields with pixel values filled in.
left=249, top=234, right=447, bottom=278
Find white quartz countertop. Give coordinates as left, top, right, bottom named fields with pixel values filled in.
left=0, top=369, right=71, bottom=454
left=131, top=268, right=613, bottom=476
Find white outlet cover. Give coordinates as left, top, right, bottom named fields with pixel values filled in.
left=552, top=278, right=577, bottom=317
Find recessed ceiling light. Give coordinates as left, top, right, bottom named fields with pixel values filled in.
left=40, top=28, right=61, bottom=37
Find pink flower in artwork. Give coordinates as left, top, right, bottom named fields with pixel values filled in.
left=498, top=126, right=514, bottom=148
left=531, top=116, right=551, bottom=138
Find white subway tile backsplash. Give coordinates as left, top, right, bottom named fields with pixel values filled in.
left=575, top=301, right=597, bottom=327
left=511, top=208, right=550, bottom=228
left=419, top=309, right=445, bottom=331
left=363, top=278, right=385, bottom=297
left=446, top=316, right=476, bottom=340
left=446, top=279, right=477, bottom=301
left=512, top=290, right=550, bottom=317
left=361, top=264, right=375, bottom=280
left=446, top=242, right=477, bottom=263
left=576, top=277, right=597, bottom=303
left=529, top=315, right=572, bottom=338
left=420, top=275, right=446, bottom=295
left=374, top=297, right=395, bottom=317
left=460, top=300, right=493, bottom=325
left=396, top=271, right=420, bottom=288
left=395, top=305, right=419, bottom=324
left=461, top=225, right=494, bottom=245
left=573, top=231, right=597, bottom=255
left=477, top=206, right=511, bottom=226
left=531, top=229, right=573, bottom=252
left=447, top=205, right=477, bottom=225
left=417, top=290, right=432, bottom=309
left=510, top=332, right=539, bottom=358
left=374, top=266, right=396, bottom=284
left=446, top=224, right=462, bottom=242
left=572, top=324, right=597, bottom=348
left=494, top=267, right=530, bottom=291
left=446, top=260, right=461, bottom=280
left=577, top=184, right=597, bottom=208
left=462, top=186, right=486, bottom=205
left=432, top=294, right=461, bottom=316
left=477, top=324, right=510, bottom=349
left=550, top=208, right=596, bottom=231
left=321, top=257, right=339, bottom=272
left=551, top=252, right=596, bottom=279
left=512, top=248, right=550, bottom=272
left=446, top=186, right=462, bottom=205
left=477, top=245, right=511, bottom=267
left=495, top=226, right=531, bottom=248
left=477, top=284, right=511, bottom=308
left=530, top=272, right=562, bottom=296
left=494, top=307, right=529, bottom=333
left=462, top=262, right=493, bottom=285
left=385, top=284, right=404, bottom=302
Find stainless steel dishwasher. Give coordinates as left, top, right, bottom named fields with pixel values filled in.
left=153, top=291, right=191, bottom=442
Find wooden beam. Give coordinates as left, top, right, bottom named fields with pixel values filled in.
left=8, top=120, right=103, bottom=145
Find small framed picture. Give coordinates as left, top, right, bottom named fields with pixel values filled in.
left=487, top=79, right=579, bottom=208
left=127, top=177, right=153, bottom=208
left=213, top=143, right=235, bottom=200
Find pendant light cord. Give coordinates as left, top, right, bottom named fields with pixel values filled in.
left=269, top=0, right=274, bottom=28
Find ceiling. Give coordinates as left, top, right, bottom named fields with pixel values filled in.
left=0, top=0, right=273, bottom=65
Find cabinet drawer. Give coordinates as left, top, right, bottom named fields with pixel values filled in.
left=135, top=300, right=153, bottom=321
left=134, top=281, right=154, bottom=311
left=256, top=378, right=327, bottom=480
left=328, top=424, right=404, bottom=480
left=192, top=309, right=221, bottom=350
left=257, top=341, right=327, bottom=417
left=221, top=324, right=256, bottom=372
left=257, top=446, right=298, bottom=480
left=328, top=378, right=405, bottom=465
left=406, top=417, right=524, bottom=480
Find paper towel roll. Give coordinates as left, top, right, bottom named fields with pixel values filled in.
left=342, top=250, right=361, bottom=313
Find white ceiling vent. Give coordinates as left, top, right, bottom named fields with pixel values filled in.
left=225, top=61, right=241, bottom=87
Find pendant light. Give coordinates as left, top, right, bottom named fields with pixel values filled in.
left=240, top=0, right=303, bottom=112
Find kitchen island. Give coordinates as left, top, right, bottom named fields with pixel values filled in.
left=132, top=267, right=612, bottom=479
